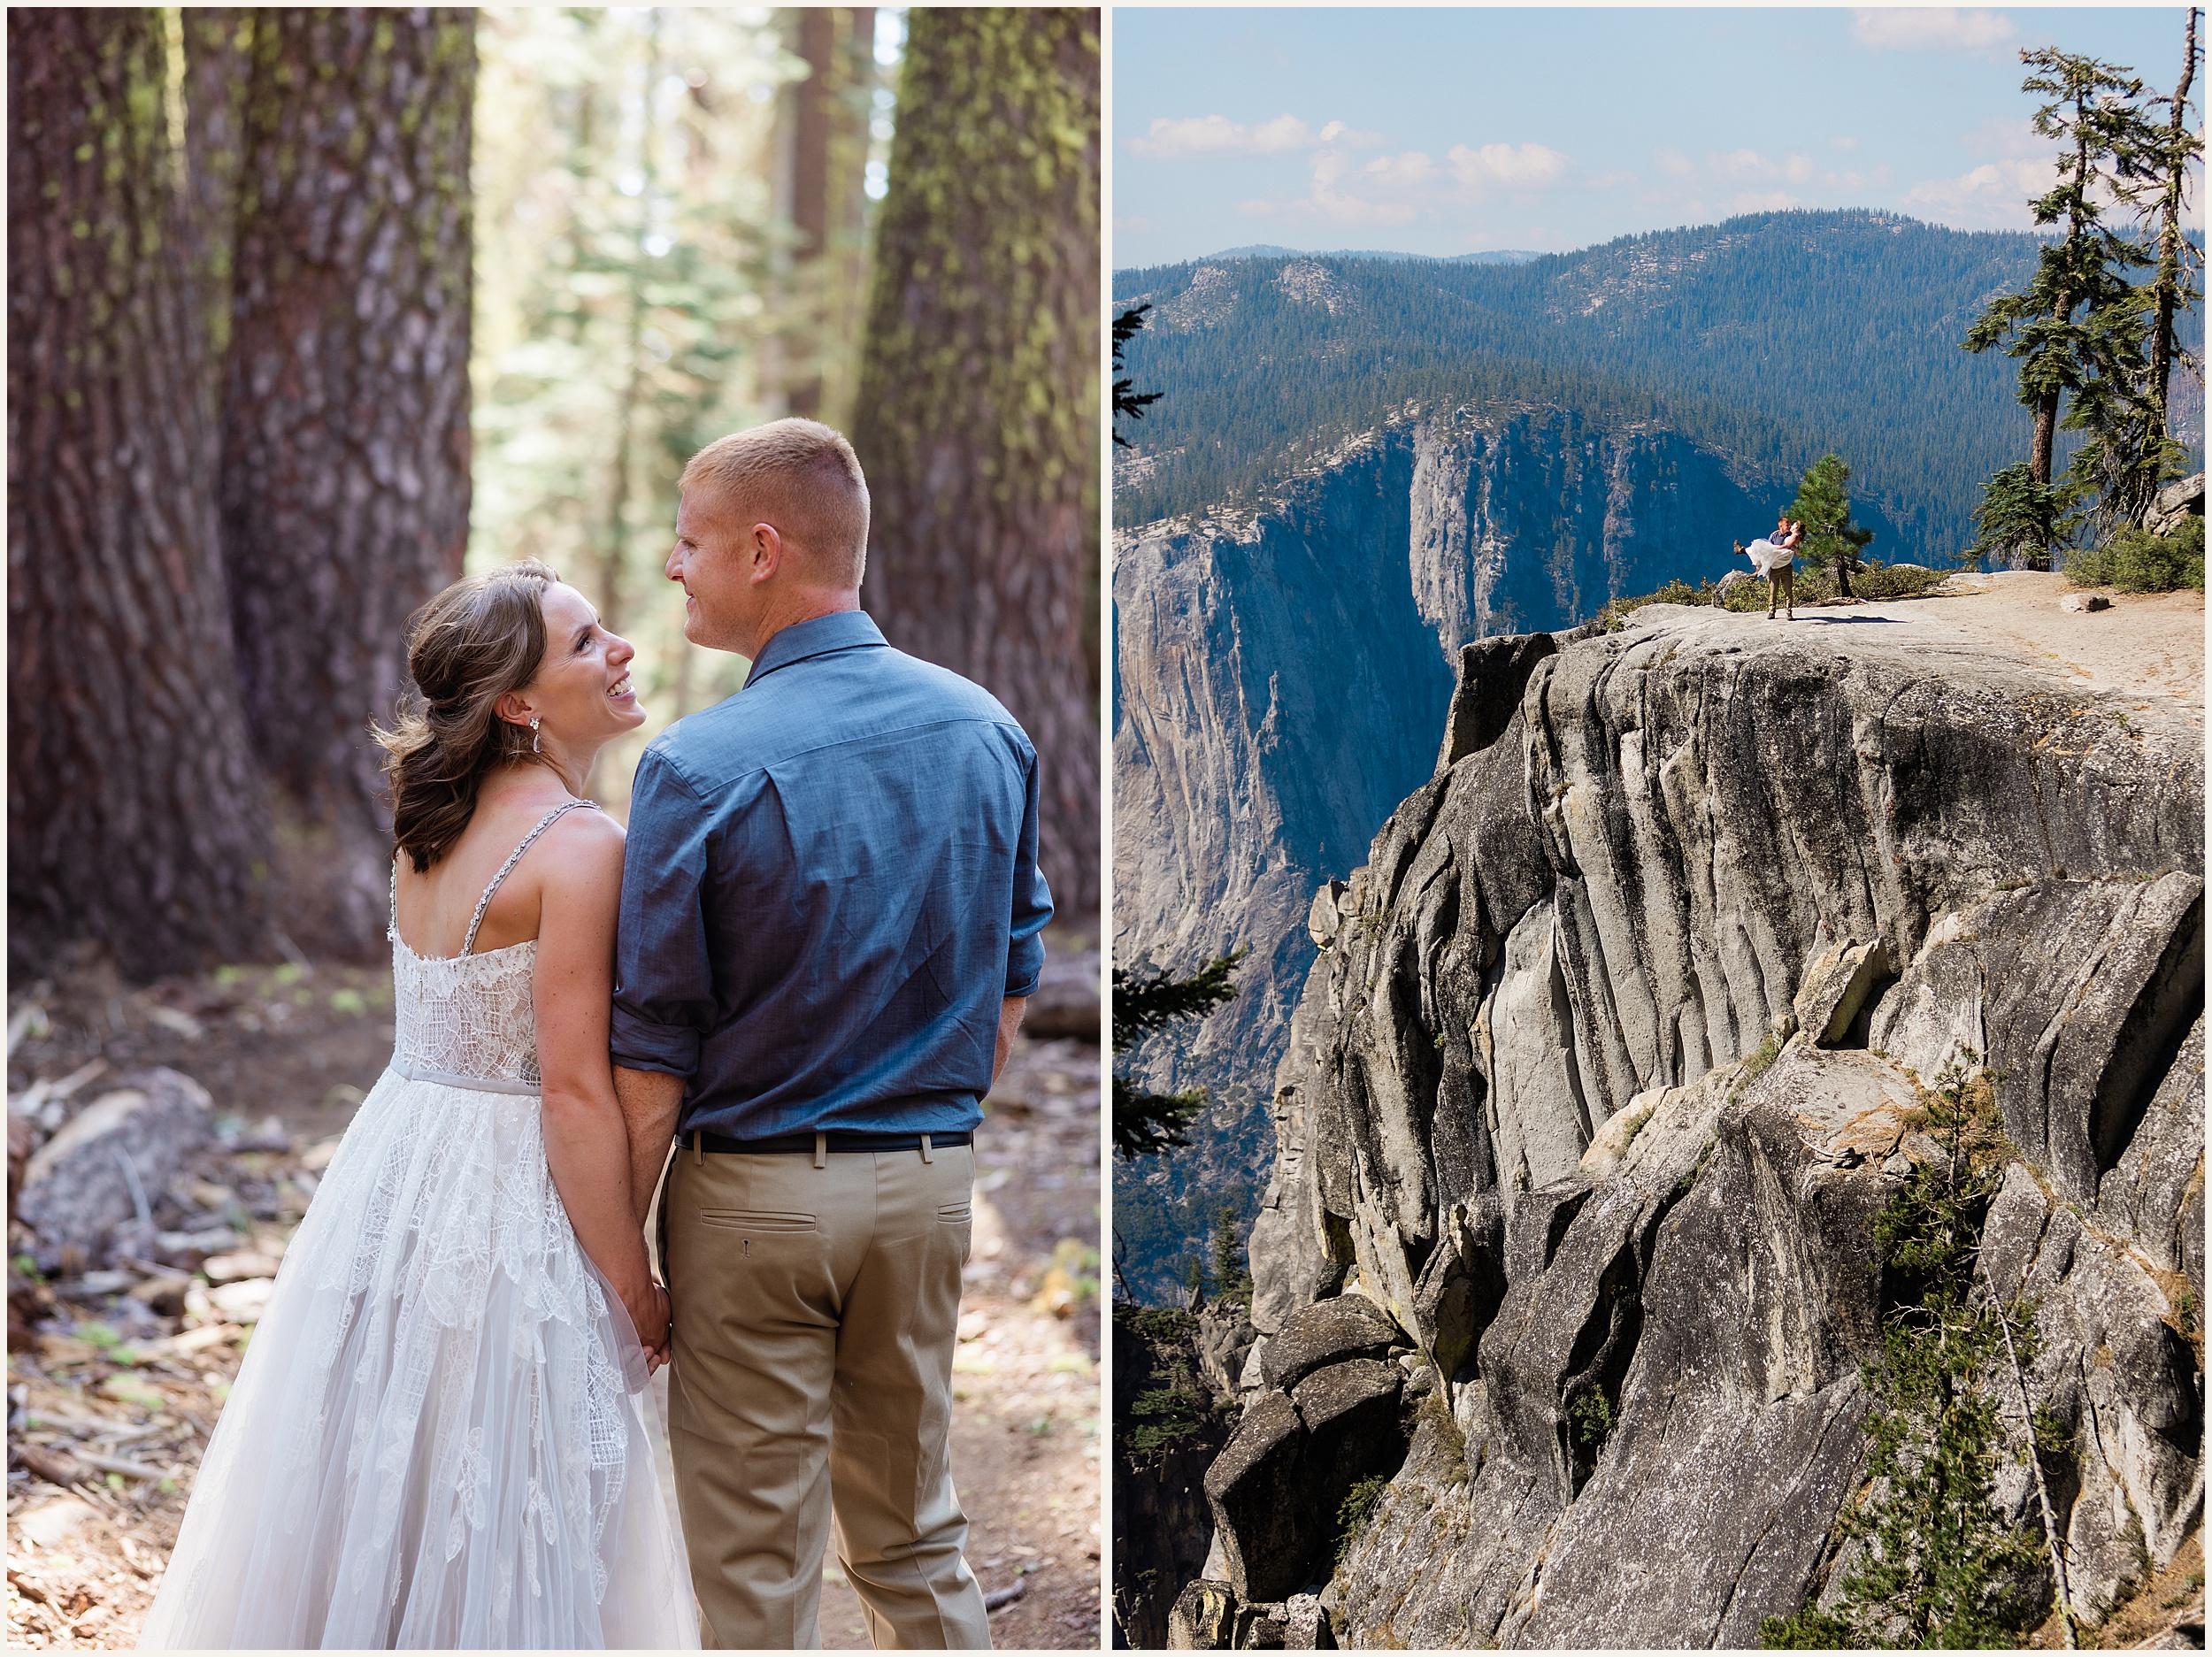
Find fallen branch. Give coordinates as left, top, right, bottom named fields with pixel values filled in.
left=985, top=1581, right=1027, bottom=1613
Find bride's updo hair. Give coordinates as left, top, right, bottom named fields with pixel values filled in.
left=375, top=560, right=559, bottom=872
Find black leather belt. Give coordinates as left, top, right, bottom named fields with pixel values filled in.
left=688, top=1129, right=973, bottom=1155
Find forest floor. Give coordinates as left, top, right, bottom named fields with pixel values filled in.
left=5, top=942, right=1101, bottom=1649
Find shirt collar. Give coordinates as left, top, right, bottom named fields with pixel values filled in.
left=742, top=609, right=887, bottom=688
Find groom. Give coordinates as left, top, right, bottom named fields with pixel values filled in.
left=611, top=417, right=1052, bottom=1650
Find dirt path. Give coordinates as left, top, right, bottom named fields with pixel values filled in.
left=5, top=952, right=1102, bottom=1649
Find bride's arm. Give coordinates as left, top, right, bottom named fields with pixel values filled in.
left=532, top=817, right=669, bottom=1353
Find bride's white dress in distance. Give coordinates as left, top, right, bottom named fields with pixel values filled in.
left=138, top=805, right=698, bottom=1649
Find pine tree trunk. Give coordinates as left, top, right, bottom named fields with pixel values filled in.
left=8, top=9, right=274, bottom=981
left=851, top=8, right=1101, bottom=922
left=784, top=7, right=876, bottom=425
left=219, top=9, right=476, bottom=955
left=2151, top=8, right=2200, bottom=440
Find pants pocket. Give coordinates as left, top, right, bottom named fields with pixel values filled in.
left=936, top=1202, right=972, bottom=1224
left=699, top=1208, right=817, bottom=1232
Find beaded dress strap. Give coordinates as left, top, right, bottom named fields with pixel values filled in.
left=462, top=801, right=598, bottom=955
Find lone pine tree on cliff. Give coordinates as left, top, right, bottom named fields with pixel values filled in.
left=1788, top=454, right=1875, bottom=599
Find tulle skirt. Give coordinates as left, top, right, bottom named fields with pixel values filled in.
left=137, top=1068, right=699, bottom=1650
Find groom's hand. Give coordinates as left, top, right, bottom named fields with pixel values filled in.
left=993, top=995, right=1027, bottom=1086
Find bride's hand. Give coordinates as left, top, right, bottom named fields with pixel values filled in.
left=644, top=1283, right=672, bottom=1374
left=622, top=1276, right=670, bottom=1354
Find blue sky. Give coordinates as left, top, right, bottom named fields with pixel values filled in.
left=1112, top=7, right=2195, bottom=267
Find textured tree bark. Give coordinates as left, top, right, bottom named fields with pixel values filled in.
left=219, top=9, right=476, bottom=955
left=783, top=6, right=876, bottom=425
left=851, top=8, right=1102, bottom=922
left=2150, top=8, right=2200, bottom=441
left=7, top=8, right=274, bottom=981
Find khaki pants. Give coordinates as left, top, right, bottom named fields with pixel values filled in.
left=663, top=1142, right=989, bottom=1651
left=1768, top=564, right=1794, bottom=617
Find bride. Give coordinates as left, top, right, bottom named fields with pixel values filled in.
left=140, top=560, right=699, bottom=1649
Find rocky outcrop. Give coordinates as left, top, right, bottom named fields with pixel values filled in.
left=1112, top=410, right=1795, bottom=1116
left=1150, top=603, right=2204, bottom=1648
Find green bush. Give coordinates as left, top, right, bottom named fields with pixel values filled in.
left=2066, top=514, right=2204, bottom=593
left=1334, top=1473, right=1392, bottom=1564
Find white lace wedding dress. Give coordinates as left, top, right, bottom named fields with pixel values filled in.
left=140, top=804, right=699, bottom=1649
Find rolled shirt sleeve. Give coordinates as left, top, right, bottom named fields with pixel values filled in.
left=611, top=748, right=717, bottom=1079
left=1004, top=741, right=1052, bottom=999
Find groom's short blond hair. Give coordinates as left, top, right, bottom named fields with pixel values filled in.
left=680, top=418, right=871, bottom=587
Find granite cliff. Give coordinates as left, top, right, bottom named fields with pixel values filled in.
left=1113, top=406, right=1812, bottom=1111
left=1144, top=601, right=2204, bottom=1648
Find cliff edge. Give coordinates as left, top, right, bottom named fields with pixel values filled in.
left=1162, top=596, right=2205, bottom=1648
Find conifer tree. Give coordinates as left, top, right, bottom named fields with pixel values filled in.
left=2131, top=8, right=2203, bottom=446
left=1964, top=50, right=2152, bottom=566
left=1787, top=454, right=1875, bottom=598
left=1111, top=950, right=1242, bottom=1158
left=1209, top=1203, right=1253, bottom=1312
left=1114, top=302, right=1162, bottom=447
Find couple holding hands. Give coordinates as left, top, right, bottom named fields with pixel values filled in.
left=140, top=418, right=1053, bottom=1651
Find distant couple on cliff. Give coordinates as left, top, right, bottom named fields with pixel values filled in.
left=141, top=418, right=1052, bottom=1650
left=1737, top=510, right=1802, bottom=620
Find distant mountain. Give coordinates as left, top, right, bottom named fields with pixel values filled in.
left=1164, top=244, right=1548, bottom=269
left=1115, top=207, right=2203, bottom=558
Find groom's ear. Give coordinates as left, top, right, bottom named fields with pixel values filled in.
left=747, top=519, right=785, bottom=586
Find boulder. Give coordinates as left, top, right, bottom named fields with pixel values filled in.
left=1168, top=1580, right=1238, bottom=1650
left=2147, top=471, right=2205, bottom=537
left=14, top=1069, right=213, bottom=1265
left=2059, top=591, right=2112, bottom=612
left=1791, top=938, right=1891, bottom=1047
left=1258, top=1295, right=1402, bottom=1392
left=1307, top=881, right=1348, bottom=948
left=1204, top=1392, right=1311, bottom=1603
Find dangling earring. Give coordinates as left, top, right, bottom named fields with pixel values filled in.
left=530, top=717, right=541, bottom=755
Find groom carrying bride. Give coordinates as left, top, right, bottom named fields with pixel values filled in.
left=611, top=418, right=1053, bottom=1650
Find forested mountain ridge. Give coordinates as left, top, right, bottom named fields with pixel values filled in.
left=1115, top=208, right=2205, bottom=557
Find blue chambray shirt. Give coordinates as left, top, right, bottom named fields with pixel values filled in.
left=610, top=610, right=1052, bottom=1138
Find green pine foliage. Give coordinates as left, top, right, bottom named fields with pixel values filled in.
left=1761, top=1056, right=2051, bottom=1651
left=1788, top=454, right=1878, bottom=595
left=1209, top=1203, right=1253, bottom=1312
left=1111, top=211, right=2207, bottom=556
left=1970, top=464, right=2077, bottom=568
left=1111, top=950, right=1244, bottom=1158
left=1115, top=1304, right=1223, bottom=1457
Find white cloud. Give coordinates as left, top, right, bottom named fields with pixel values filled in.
left=1705, top=149, right=1814, bottom=186
left=1364, top=150, right=1442, bottom=186
left=1127, top=113, right=1328, bottom=160
left=1903, top=157, right=2055, bottom=227
left=1655, top=146, right=1697, bottom=180
left=1731, top=189, right=1803, bottom=213
left=1831, top=134, right=1862, bottom=151
left=1850, top=8, right=2016, bottom=58
left=1447, top=142, right=1572, bottom=189
left=1960, top=116, right=2047, bottom=159
left=1235, top=198, right=1276, bottom=219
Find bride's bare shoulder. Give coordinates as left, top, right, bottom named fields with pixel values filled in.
left=534, top=802, right=626, bottom=886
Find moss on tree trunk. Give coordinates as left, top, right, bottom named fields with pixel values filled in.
left=850, top=7, right=1101, bottom=921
